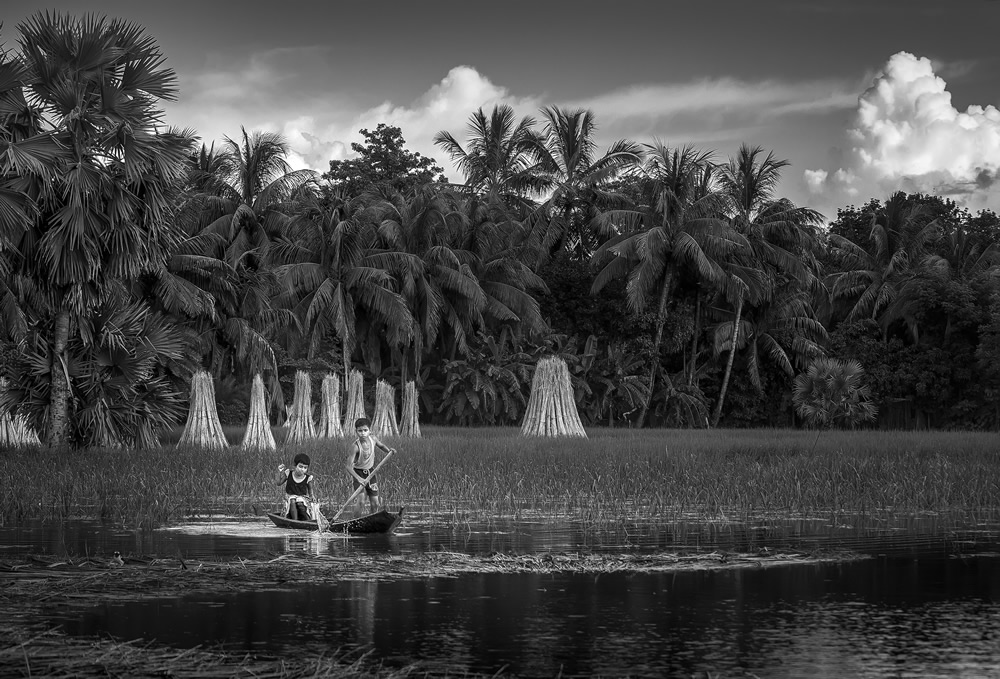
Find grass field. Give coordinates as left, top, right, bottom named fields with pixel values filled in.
left=2, top=426, right=998, bottom=529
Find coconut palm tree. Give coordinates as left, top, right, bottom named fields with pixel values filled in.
left=711, top=145, right=823, bottom=426
left=183, top=129, right=311, bottom=379
left=371, top=184, right=486, bottom=381
left=592, top=143, right=745, bottom=427
left=274, top=187, right=414, bottom=385
left=733, top=288, right=828, bottom=392
left=527, top=107, right=642, bottom=262
left=827, top=191, right=942, bottom=338
left=2, top=12, right=196, bottom=444
left=451, top=193, right=549, bottom=341
left=433, top=104, right=545, bottom=209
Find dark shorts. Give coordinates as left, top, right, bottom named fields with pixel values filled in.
left=353, top=468, right=379, bottom=497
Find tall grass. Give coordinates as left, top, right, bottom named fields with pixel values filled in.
left=2, top=427, right=998, bottom=529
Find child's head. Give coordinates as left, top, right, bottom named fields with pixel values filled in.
left=292, top=453, right=310, bottom=472
left=354, top=417, right=371, bottom=437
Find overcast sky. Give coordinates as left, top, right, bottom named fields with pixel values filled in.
left=6, top=0, right=1000, bottom=221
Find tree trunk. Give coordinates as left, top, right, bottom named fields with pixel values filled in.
left=46, top=308, right=71, bottom=446
left=637, top=273, right=672, bottom=429
left=711, top=297, right=743, bottom=428
left=688, top=292, right=702, bottom=386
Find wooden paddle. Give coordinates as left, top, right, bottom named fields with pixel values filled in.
left=329, top=449, right=395, bottom=523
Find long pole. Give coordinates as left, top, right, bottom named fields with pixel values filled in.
left=328, top=449, right=395, bottom=523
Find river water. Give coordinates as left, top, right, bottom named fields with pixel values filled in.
left=4, top=509, right=1000, bottom=678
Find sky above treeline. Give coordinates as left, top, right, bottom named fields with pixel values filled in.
left=5, top=0, right=1000, bottom=222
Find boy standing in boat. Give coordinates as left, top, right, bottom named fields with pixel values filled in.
left=278, top=452, right=315, bottom=521
left=347, top=418, right=394, bottom=516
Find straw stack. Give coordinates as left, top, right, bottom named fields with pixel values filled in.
left=317, top=373, right=344, bottom=437
left=399, top=380, right=421, bottom=438
left=178, top=371, right=228, bottom=449
left=241, top=373, right=276, bottom=451
left=284, top=370, right=316, bottom=443
left=520, top=356, right=587, bottom=437
left=370, top=379, right=399, bottom=437
left=343, top=369, right=367, bottom=429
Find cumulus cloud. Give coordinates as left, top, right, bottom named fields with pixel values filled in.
left=805, top=51, right=1000, bottom=211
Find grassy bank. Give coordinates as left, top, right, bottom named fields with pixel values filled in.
left=2, top=427, right=998, bottom=529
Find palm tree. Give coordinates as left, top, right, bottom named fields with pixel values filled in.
left=792, top=357, right=878, bottom=431
left=451, top=193, right=549, bottom=341
left=711, top=145, right=823, bottom=426
left=827, top=191, right=942, bottom=338
left=371, top=185, right=486, bottom=381
left=185, top=129, right=312, bottom=379
left=274, top=187, right=414, bottom=384
left=734, top=288, right=827, bottom=392
left=433, top=104, right=545, bottom=208
left=592, top=143, right=744, bottom=427
left=527, top=107, right=642, bottom=262
left=3, top=13, right=196, bottom=444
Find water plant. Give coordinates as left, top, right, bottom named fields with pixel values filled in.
left=2, top=427, right=999, bottom=530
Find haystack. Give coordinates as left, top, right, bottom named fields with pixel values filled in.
left=520, top=356, right=587, bottom=437
left=241, top=374, right=276, bottom=452
left=343, top=369, right=367, bottom=430
left=370, top=379, right=399, bottom=437
left=178, top=371, right=228, bottom=449
left=399, top=380, right=421, bottom=438
left=284, top=371, right=316, bottom=443
left=317, top=373, right=344, bottom=437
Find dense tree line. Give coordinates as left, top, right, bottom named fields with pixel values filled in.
left=1, top=14, right=998, bottom=447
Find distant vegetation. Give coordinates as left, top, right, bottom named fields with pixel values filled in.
left=1, top=13, right=999, bottom=449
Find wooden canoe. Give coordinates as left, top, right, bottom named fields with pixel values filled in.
left=266, top=507, right=404, bottom=534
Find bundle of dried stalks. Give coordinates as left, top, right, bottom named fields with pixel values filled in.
left=177, top=371, right=228, bottom=449
left=241, top=374, right=276, bottom=452
left=520, top=356, right=588, bottom=438
left=317, top=373, right=344, bottom=437
left=0, top=378, right=40, bottom=447
left=284, top=370, right=316, bottom=443
left=371, top=379, right=399, bottom=437
left=343, top=369, right=366, bottom=428
left=400, top=380, right=421, bottom=437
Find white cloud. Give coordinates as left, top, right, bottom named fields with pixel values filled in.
left=803, top=169, right=828, bottom=193
left=805, top=52, right=1000, bottom=211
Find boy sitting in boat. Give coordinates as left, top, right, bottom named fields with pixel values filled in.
left=277, top=452, right=315, bottom=521
left=346, top=418, right=394, bottom=516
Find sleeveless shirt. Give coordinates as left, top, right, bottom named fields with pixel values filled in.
left=285, top=472, right=312, bottom=496
left=353, top=437, right=376, bottom=470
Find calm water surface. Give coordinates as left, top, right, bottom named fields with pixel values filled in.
left=5, top=509, right=1000, bottom=677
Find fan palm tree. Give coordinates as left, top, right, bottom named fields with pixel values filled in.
left=433, top=104, right=545, bottom=209
left=592, top=143, right=745, bottom=427
left=792, top=356, right=878, bottom=430
left=2, top=13, right=196, bottom=444
left=527, top=107, right=642, bottom=262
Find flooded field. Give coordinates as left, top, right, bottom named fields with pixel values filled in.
left=3, top=507, right=1000, bottom=677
